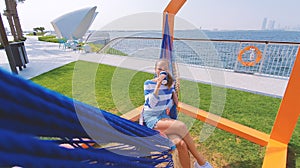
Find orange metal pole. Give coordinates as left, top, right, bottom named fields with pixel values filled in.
left=162, top=0, right=187, bottom=39
left=269, top=46, right=300, bottom=144
left=164, top=0, right=187, bottom=14
left=262, top=46, right=300, bottom=168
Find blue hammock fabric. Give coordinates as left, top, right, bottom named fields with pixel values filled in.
left=160, top=13, right=177, bottom=120
left=0, top=68, right=174, bottom=168
left=160, top=13, right=174, bottom=71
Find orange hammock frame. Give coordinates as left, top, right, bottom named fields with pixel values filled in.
left=122, top=1, right=299, bottom=167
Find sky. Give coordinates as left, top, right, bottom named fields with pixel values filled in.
left=0, top=0, right=299, bottom=31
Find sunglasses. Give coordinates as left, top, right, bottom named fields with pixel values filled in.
left=157, top=68, right=167, bottom=71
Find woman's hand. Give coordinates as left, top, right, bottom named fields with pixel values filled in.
left=156, top=73, right=167, bottom=84
left=166, top=107, right=170, bottom=116
left=153, top=73, right=167, bottom=96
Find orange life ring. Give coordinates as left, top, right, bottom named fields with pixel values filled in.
left=238, top=46, right=262, bottom=66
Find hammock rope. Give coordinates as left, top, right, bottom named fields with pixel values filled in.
left=0, top=68, right=174, bottom=168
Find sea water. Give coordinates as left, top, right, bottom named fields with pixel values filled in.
left=105, top=29, right=300, bottom=42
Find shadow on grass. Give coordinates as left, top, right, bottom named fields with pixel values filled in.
left=222, top=158, right=262, bottom=168
left=222, top=145, right=298, bottom=168
left=287, top=144, right=298, bottom=168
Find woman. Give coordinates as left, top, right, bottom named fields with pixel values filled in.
left=143, top=59, right=213, bottom=168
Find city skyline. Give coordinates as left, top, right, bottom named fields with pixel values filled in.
left=0, top=0, right=300, bottom=31
left=261, top=17, right=300, bottom=31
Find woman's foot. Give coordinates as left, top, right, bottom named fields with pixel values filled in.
left=194, top=161, right=213, bottom=168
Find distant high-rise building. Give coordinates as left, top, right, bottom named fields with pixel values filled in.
left=268, top=20, right=275, bottom=30
left=261, top=18, right=267, bottom=30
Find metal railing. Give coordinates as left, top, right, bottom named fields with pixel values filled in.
left=98, top=36, right=300, bottom=78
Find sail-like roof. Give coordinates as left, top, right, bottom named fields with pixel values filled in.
left=51, top=6, right=98, bottom=40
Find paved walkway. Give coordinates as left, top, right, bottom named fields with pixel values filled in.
left=0, top=36, right=288, bottom=98
left=0, top=36, right=79, bottom=79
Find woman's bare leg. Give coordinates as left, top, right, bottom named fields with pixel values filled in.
left=155, top=119, right=206, bottom=166
left=168, top=134, right=190, bottom=168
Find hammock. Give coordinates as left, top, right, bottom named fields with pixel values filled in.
left=0, top=68, right=174, bottom=167
left=160, top=13, right=178, bottom=119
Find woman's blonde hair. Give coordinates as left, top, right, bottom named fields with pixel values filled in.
left=155, top=59, right=174, bottom=89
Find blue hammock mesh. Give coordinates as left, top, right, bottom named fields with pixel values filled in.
left=0, top=68, right=174, bottom=168
left=160, top=13, right=177, bottom=120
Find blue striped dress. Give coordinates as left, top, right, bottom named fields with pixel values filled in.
left=143, top=79, right=175, bottom=129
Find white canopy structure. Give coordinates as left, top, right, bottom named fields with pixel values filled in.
left=51, top=6, right=98, bottom=40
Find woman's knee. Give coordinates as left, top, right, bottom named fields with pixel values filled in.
left=170, top=136, right=188, bottom=151
left=176, top=139, right=188, bottom=151
left=157, top=119, right=188, bottom=136
left=173, top=121, right=188, bottom=136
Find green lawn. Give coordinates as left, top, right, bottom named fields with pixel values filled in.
left=31, top=60, right=300, bottom=168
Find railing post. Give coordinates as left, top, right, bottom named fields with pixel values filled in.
left=258, top=42, right=269, bottom=74
left=234, top=42, right=242, bottom=71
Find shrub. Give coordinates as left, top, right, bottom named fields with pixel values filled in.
left=38, top=36, right=66, bottom=43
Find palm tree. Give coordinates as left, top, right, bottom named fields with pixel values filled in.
left=3, top=0, right=25, bottom=41
left=33, top=27, right=45, bottom=34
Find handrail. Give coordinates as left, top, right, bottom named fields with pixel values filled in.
left=100, top=36, right=300, bottom=46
